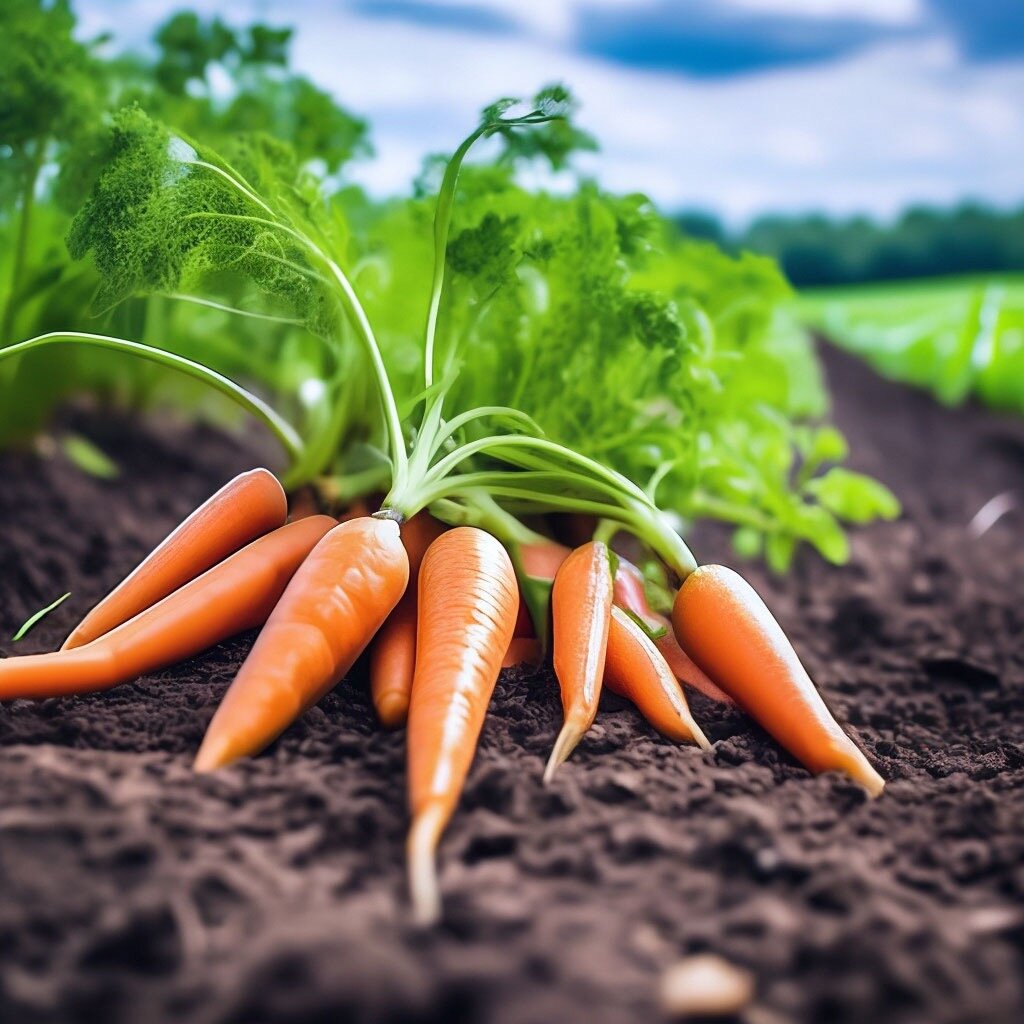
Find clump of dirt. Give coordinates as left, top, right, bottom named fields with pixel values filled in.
left=0, top=346, right=1022, bottom=1024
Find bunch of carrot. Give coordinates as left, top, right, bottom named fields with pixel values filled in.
left=0, top=467, right=883, bottom=925
left=1, top=94, right=887, bottom=928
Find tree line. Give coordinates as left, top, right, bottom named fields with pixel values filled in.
left=676, top=204, right=1024, bottom=287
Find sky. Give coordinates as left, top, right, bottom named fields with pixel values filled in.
left=75, top=0, right=1024, bottom=224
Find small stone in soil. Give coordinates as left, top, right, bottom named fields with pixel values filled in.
left=659, top=953, right=755, bottom=1018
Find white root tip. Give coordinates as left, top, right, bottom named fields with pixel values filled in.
left=688, top=717, right=712, bottom=752
left=857, top=761, right=886, bottom=799
left=543, top=721, right=584, bottom=785
left=407, top=803, right=447, bottom=927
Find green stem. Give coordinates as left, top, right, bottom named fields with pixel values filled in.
left=163, top=293, right=304, bottom=326
left=425, top=434, right=651, bottom=506
left=184, top=154, right=406, bottom=477
left=409, top=475, right=696, bottom=578
left=422, top=103, right=569, bottom=390
left=0, top=332, right=304, bottom=463
left=320, top=257, right=407, bottom=481
left=1, top=145, right=43, bottom=343
left=593, top=519, right=619, bottom=545
left=423, top=126, right=488, bottom=390
left=431, top=492, right=547, bottom=546
left=426, top=405, right=543, bottom=461
left=319, top=462, right=393, bottom=503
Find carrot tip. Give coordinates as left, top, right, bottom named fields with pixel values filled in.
left=856, top=761, right=886, bottom=799
left=60, top=630, right=86, bottom=652
left=375, top=692, right=409, bottom=730
left=542, top=722, right=585, bottom=785
left=193, top=733, right=233, bottom=773
left=408, top=803, right=447, bottom=927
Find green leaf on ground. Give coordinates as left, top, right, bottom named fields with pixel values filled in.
left=13, top=592, right=72, bottom=642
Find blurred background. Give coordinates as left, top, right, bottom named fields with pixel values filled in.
left=2, top=0, right=1022, bottom=454
left=72, top=0, right=1024, bottom=285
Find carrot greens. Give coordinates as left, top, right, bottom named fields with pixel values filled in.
left=4, top=41, right=895, bottom=574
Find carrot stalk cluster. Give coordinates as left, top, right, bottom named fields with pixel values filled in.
left=0, top=469, right=884, bottom=925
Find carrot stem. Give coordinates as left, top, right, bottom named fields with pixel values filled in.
left=0, top=333, right=304, bottom=461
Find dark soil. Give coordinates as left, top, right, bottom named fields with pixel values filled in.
left=1, top=345, right=1022, bottom=1024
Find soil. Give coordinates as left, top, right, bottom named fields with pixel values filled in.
left=0, top=344, right=1022, bottom=1024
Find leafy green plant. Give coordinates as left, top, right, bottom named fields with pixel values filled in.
left=1, top=4, right=897, bottom=573
left=798, top=275, right=1024, bottom=415
left=4, top=80, right=897, bottom=574
left=0, top=3, right=370, bottom=445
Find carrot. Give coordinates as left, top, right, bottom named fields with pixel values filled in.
left=610, top=556, right=663, bottom=634
left=369, top=512, right=447, bottom=728
left=286, top=485, right=320, bottom=521
left=672, top=565, right=884, bottom=796
left=194, top=516, right=409, bottom=772
left=63, top=468, right=287, bottom=650
left=653, top=623, right=734, bottom=706
left=338, top=497, right=373, bottom=523
left=612, top=559, right=733, bottom=705
left=0, top=516, right=335, bottom=700
left=605, top=607, right=709, bottom=748
left=544, top=541, right=615, bottom=782
left=406, top=527, right=518, bottom=926
left=512, top=539, right=570, bottom=637
left=502, top=637, right=542, bottom=669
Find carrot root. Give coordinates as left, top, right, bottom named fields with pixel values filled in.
left=62, top=468, right=287, bottom=650
left=542, top=720, right=586, bottom=784
left=375, top=690, right=410, bottom=731
left=673, top=564, right=884, bottom=796
left=688, top=718, right=712, bottom=752
left=193, top=732, right=236, bottom=775
left=407, top=802, right=447, bottom=927
left=195, top=517, right=409, bottom=771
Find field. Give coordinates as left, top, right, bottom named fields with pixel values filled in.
left=797, top=275, right=1024, bottom=412
left=3, top=7, right=1023, bottom=1022
left=2, top=343, right=1021, bottom=1024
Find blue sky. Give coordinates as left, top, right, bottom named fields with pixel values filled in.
left=77, top=0, right=1024, bottom=223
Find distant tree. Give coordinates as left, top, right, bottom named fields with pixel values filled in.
left=675, top=210, right=727, bottom=247
left=724, top=203, right=1024, bottom=287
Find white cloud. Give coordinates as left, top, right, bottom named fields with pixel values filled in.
left=76, top=0, right=1024, bottom=223
left=721, top=0, right=925, bottom=27
left=390, top=0, right=645, bottom=43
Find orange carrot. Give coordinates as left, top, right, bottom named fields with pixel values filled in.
left=653, top=622, right=733, bottom=706
left=63, top=468, right=287, bottom=650
left=605, top=607, right=709, bottom=748
left=406, top=527, right=518, bottom=925
left=0, top=516, right=335, bottom=700
left=194, top=516, right=409, bottom=771
left=672, top=565, right=883, bottom=795
left=512, top=539, right=570, bottom=637
left=369, top=512, right=447, bottom=728
left=544, top=542, right=615, bottom=782
left=610, top=557, right=663, bottom=634
left=612, top=558, right=732, bottom=705
left=502, top=637, right=543, bottom=669
left=338, top=497, right=373, bottom=523
left=286, top=486, right=320, bottom=521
